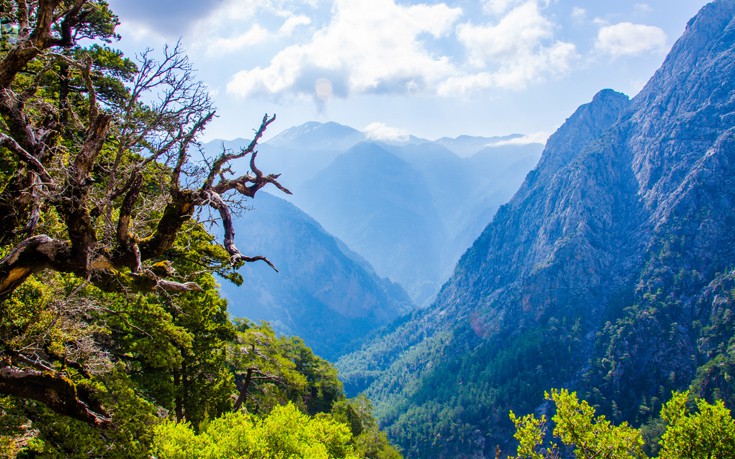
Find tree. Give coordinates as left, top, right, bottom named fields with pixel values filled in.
left=228, top=321, right=345, bottom=417
left=107, top=225, right=238, bottom=427
left=228, top=320, right=307, bottom=415
left=151, top=403, right=358, bottom=459
left=509, top=390, right=735, bottom=459
left=658, top=391, right=735, bottom=459
left=509, top=389, right=646, bottom=459
left=332, top=395, right=403, bottom=459
left=0, top=0, right=288, bottom=427
left=0, top=1, right=289, bottom=298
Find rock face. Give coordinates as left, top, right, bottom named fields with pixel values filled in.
left=219, top=192, right=412, bottom=361
left=336, top=2, right=735, bottom=457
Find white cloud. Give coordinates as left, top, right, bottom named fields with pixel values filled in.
left=634, top=3, right=654, bottom=15
left=115, top=21, right=159, bottom=44
left=487, top=131, right=550, bottom=146
left=447, top=1, right=577, bottom=93
left=279, top=15, right=312, bottom=35
left=438, top=40, right=575, bottom=94
left=227, top=0, right=462, bottom=99
left=364, top=122, right=410, bottom=142
left=571, top=7, right=586, bottom=20
left=483, top=0, right=523, bottom=15
left=458, top=2, right=554, bottom=66
left=595, top=22, right=667, bottom=57
left=204, top=25, right=271, bottom=55
left=224, top=0, right=578, bottom=102
left=200, top=15, right=312, bottom=56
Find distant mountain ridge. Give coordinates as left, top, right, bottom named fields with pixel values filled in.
left=208, top=120, right=543, bottom=307
left=266, top=121, right=365, bottom=151
left=336, top=2, right=735, bottom=457
left=288, top=134, right=542, bottom=305
left=208, top=120, right=542, bottom=363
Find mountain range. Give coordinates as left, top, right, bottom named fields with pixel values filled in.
left=336, top=1, right=735, bottom=457
left=287, top=131, right=542, bottom=305
left=208, top=120, right=542, bottom=359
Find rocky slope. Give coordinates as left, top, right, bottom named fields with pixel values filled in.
left=337, top=2, right=735, bottom=456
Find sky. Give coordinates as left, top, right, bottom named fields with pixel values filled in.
left=105, top=0, right=709, bottom=143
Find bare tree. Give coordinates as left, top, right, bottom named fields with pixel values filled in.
left=0, top=0, right=289, bottom=425
left=0, top=1, right=288, bottom=298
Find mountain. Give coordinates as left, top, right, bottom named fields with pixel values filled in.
left=382, top=141, right=543, bottom=283
left=292, top=142, right=448, bottom=304
left=286, top=137, right=542, bottom=306
left=337, top=2, right=735, bottom=457
left=202, top=121, right=364, bottom=191
left=219, top=192, right=413, bottom=361
left=207, top=122, right=541, bottom=307
left=292, top=139, right=542, bottom=306
left=266, top=120, right=365, bottom=151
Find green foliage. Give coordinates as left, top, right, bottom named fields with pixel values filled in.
left=11, top=368, right=158, bottom=458
left=658, top=391, right=735, bottom=459
left=332, top=395, right=403, bottom=459
left=510, top=390, right=735, bottom=459
left=509, top=411, right=547, bottom=459
left=548, top=389, right=645, bottom=459
left=340, top=316, right=584, bottom=457
left=151, top=403, right=358, bottom=459
left=229, top=320, right=344, bottom=416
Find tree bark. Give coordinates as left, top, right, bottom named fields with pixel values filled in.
left=233, top=368, right=254, bottom=412
left=0, top=235, right=72, bottom=299
left=0, top=365, right=110, bottom=426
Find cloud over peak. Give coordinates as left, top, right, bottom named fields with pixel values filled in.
left=595, top=22, right=668, bottom=57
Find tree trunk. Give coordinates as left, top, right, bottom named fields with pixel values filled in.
left=233, top=368, right=254, bottom=412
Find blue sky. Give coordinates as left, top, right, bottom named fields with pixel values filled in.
left=106, top=0, right=708, bottom=143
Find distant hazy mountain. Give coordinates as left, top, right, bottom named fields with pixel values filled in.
left=385, top=141, right=543, bottom=282
left=208, top=121, right=541, bottom=307
left=288, top=136, right=542, bottom=306
left=337, top=2, right=735, bottom=456
left=292, top=142, right=447, bottom=304
left=201, top=122, right=364, bottom=192
left=219, top=192, right=412, bottom=361
left=266, top=121, right=365, bottom=151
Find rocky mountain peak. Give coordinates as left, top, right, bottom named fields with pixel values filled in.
left=532, top=89, right=630, bottom=179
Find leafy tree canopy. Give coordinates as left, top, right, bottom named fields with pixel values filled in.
left=510, top=389, right=735, bottom=459
left=0, top=3, right=402, bottom=458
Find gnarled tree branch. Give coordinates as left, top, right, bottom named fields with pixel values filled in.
left=0, top=235, right=72, bottom=299
left=0, top=364, right=110, bottom=426
left=205, top=190, right=278, bottom=271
